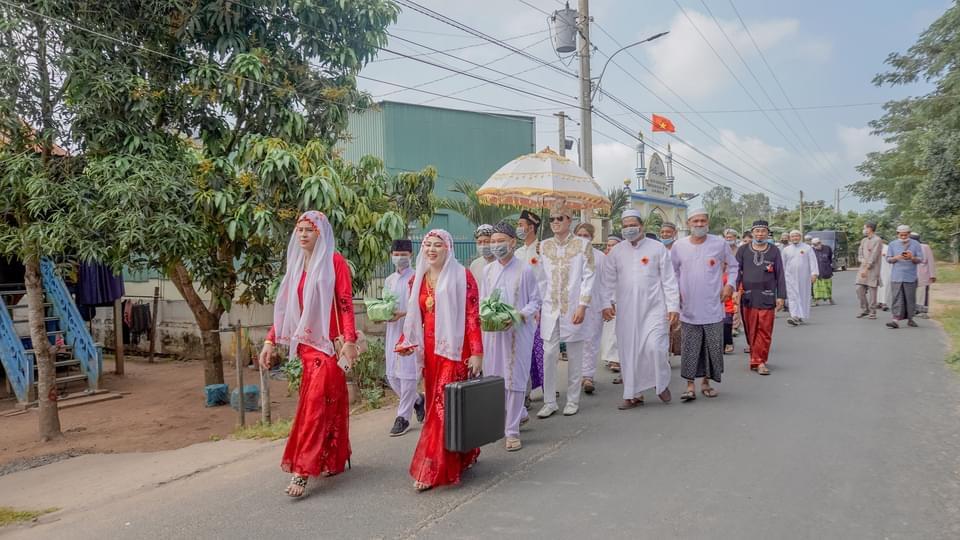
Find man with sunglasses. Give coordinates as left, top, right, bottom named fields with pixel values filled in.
left=535, top=207, right=596, bottom=418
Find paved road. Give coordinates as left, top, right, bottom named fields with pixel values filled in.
left=8, top=272, right=960, bottom=539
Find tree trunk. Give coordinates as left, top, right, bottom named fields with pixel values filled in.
left=24, top=256, right=61, bottom=440
left=166, top=261, right=225, bottom=385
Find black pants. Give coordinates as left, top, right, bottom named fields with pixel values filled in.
left=723, top=321, right=733, bottom=347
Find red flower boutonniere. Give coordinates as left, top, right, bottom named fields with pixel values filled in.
left=800, top=250, right=805, bottom=255
left=530, top=257, right=539, bottom=265
left=640, top=256, right=650, bottom=266
left=765, top=263, right=774, bottom=273
left=708, top=258, right=717, bottom=268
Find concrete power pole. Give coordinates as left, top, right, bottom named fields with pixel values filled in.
left=577, top=0, right=592, bottom=222
left=799, top=190, right=804, bottom=235
left=835, top=188, right=841, bottom=214
left=555, top=112, right=566, bottom=157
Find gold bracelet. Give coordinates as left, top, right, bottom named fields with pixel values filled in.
left=264, top=340, right=274, bottom=346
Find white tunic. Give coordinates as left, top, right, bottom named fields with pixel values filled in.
left=480, top=257, right=542, bottom=392
left=470, top=256, right=494, bottom=284
left=603, top=238, right=680, bottom=397
left=878, top=242, right=892, bottom=304
left=538, top=234, right=596, bottom=342
left=384, top=267, right=417, bottom=380
left=781, top=242, right=819, bottom=320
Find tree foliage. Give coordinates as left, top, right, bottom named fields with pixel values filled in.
left=849, top=2, right=960, bottom=258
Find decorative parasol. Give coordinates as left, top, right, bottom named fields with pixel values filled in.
left=477, top=147, right=610, bottom=211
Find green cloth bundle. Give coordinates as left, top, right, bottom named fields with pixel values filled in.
left=480, top=289, right=521, bottom=332
left=364, top=288, right=398, bottom=323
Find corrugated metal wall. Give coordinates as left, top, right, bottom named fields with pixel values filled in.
left=338, top=101, right=536, bottom=241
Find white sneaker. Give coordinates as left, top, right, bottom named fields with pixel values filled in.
left=563, top=403, right=579, bottom=416
left=537, top=404, right=559, bottom=418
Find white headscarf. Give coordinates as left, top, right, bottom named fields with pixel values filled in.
left=272, top=211, right=336, bottom=359
left=399, top=229, right=468, bottom=361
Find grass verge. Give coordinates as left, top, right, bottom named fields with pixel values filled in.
left=934, top=299, right=960, bottom=373
left=233, top=419, right=292, bottom=441
left=0, top=507, right=57, bottom=526
left=937, top=262, right=960, bottom=284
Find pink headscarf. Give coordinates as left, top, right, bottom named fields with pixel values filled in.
left=399, top=229, right=467, bottom=361
left=272, top=211, right=336, bottom=359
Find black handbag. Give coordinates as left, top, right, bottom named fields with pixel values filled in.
left=444, top=375, right=505, bottom=452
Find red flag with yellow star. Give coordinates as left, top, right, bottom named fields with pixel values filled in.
left=652, top=114, right=676, bottom=133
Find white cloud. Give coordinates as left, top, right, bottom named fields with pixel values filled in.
left=836, top=125, right=890, bottom=163
left=642, top=9, right=828, bottom=101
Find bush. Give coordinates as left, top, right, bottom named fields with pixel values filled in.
left=353, top=338, right=387, bottom=409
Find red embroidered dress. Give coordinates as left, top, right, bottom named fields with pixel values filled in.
left=408, top=269, right=483, bottom=487
left=266, top=253, right=357, bottom=478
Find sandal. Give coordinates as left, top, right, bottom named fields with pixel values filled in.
left=582, top=377, right=595, bottom=394
left=701, top=386, right=718, bottom=398
left=414, top=481, right=433, bottom=492
left=724, top=344, right=734, bottom=354
left=505, top=437, right=523, bottom=452
left=609, top=362, right=621, bottom=373
left=618, top=397, right=643, bottom=410
left=658, top=388, right=671, bottom=403
left=757, top=364, right=770, bottom=376
left=612, top=376, right=622, bottom=384
left=680, top=390, right=696, bottom=402
left=286, top=475, right=307, bottom=497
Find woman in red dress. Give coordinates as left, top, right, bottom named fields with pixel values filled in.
left=259, top=211, right=358, bottom=498
left=397, top=229, right=483, bottom=492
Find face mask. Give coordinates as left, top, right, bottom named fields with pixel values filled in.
left=753, top=238, right=766, bottom=246
left=691, top=226, right=709, bottom=238
left=490, top=242, right=512, bottom=260
left=661, top=237, right=674, bottom=246
left=791, top=239, right=800, bottom=244
left=391, top=255, right=410, bottom=269
left=622, top=226, right=642, bottom=242
left=478, top=245, right=493, bottom=259
left=517, top=228, right=527, bottom=241
left=726, top=239, right=737, bottom=246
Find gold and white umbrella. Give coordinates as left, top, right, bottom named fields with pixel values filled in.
left=477, top=147, right=610, bottom=211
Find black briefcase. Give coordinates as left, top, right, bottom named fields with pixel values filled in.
left=444, top=376, right=505, bottom=452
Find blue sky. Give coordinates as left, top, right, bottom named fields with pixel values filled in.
left=358, top=0, right=950, bottom=210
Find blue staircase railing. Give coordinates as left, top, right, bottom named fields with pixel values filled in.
left=0, top=295, right=33, bottom=402
left=41, top=259, right=100, bottom=390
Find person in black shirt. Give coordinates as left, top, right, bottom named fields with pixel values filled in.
left=735, top=220, right=786, bottom=376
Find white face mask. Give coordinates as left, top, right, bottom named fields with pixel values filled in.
left=516, top=228, right=527, bottom=241
left=490, top=242, right=512, bottom=260
left=622, top=226, right=642, bottom=242
left=391, top=255, right=411, bottom=269
left=477, top=244, right=493, bottom=259
left=691, top=226, right=709, bottom=238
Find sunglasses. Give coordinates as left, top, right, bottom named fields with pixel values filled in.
left=549, top=216, right=567, bottom=223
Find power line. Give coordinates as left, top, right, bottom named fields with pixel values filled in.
left=370, top=28, right=549, bottom=63
left=727, top=0, right=853, bottom=185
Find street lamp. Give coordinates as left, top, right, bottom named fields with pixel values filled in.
left=592, top=31, right=669, bottom=100
left=676, top=192, right=699, bottom=201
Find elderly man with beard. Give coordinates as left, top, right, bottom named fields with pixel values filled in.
left=781, top=230, right=818, bottom=326
left=671, top=209, right=738, bottom=401
left=886, top=225, right=925, bottom=329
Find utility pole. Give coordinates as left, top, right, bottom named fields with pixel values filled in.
left=799, top=190, right=804, bottom=235
left=835, top=188, right=841, bottom=214
left=577, top=0, right=592, bottom=223
left=555, top=112, right=566, bottom=157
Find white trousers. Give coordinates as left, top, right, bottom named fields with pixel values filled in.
left=543, top=331, right=584, bottom=408
left=505, top=389, right=528, bottom=438
left=387, top=376, right=418, bottom=421
left=581, top=311, right=604, bottom=379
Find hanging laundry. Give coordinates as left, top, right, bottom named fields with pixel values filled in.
left=76, top=262, right=125, bottom=322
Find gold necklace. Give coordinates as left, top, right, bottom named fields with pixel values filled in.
left=425, top=274, right=437, bottom=312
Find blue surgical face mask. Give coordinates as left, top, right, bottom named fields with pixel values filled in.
left=661, top=237, right=674, bottom=246
left=516, top=228, right=528, bottom=241
left=478, top=244, right=493, bottom=259
left=490, top=242, right=512, bottom=260
left=391, top=255, right=411, bottom=269
left=622, top=226, right=642, bottom=242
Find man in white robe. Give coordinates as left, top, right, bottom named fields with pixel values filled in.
left=469, top=224, right=495, bottom=284
left=602, top=210, right=679, bottom=410
left=781, top=230, right=819, bottom=326
left=384, top=239, right=423, bottom=436
left=599, top=236, right=622, bottom=373
left=480, top=222, right=541, bottom=451
left=536, top=206, right=596, bottom=418
left=879, top=240, right=892, bottom=309
left=575, top=222, right=605, bottom=395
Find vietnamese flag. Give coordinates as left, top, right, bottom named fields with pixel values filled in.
left=652, top=114, right=676, bottom=133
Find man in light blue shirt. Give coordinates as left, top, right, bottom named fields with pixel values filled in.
left=885, top=224, right=925, bottom=329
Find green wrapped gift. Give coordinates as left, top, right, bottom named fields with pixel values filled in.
left=364, top=289, right=398, bottom=323
left=480, top=289, right=522, bottom=332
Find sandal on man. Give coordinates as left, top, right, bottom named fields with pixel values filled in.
left=618, top=397, right=643, bottom=410
left=723, top=344, right=734, bottom=354
left=286, top=475, right=307, bottom=497
left=582, top=377, right=595, bottom=394
left=612, top=376, right=622, bottom=384
left=701, top=387, right=718, bottom=398
left=609, top=362, right=621, bottom=373
left=757, top=364, right=770, bottom=376
left=658, top=388, right=671, bottom=403
left=505, top=437, right=523, bottom=452
left=680, top=391, right=696, bottom=402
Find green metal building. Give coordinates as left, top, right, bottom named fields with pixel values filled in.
left=338, top=101, right=536, bottom=240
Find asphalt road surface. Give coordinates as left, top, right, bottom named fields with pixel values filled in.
left=9, top=271, right=960, bottom=539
